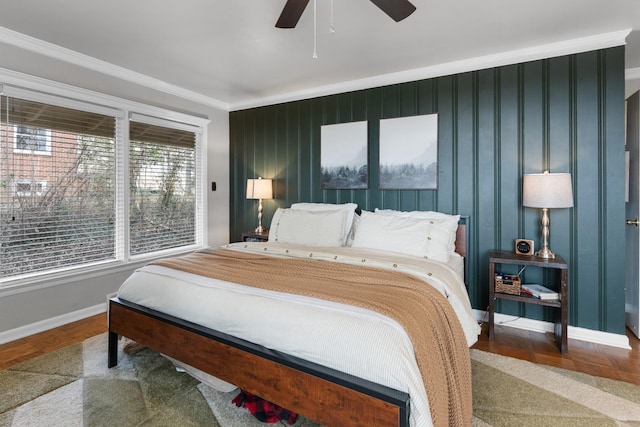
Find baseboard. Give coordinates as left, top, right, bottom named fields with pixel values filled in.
left=1, top=304, right=631, bottom=349
left=473, top=309, right=631, bottom=350
left=0, top=303, right=106, bottom=345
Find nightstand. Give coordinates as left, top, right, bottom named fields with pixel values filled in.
left=488, top=250, right=569, bottom=353
left=241, top=230, right=269, bottom=242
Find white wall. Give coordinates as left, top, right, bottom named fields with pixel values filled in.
left=628, top=77, right=640, bottom=99
left=0, top=54, right=230, bottom=340
left=206, top=108, right=230, bottom=247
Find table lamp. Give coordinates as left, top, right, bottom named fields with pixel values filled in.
left=246, top=177, right=273, bottom=232
left=523, top=171, right=573, bottom=259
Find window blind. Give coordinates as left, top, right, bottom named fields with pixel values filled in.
left=0, top=95, right=116, bottom=279
left=129, top=120, right=196, bottom=256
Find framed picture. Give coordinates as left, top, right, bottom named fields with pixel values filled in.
left=320, top=121, right=368, bottom=189
left=379, top=114, right=438, bottom=189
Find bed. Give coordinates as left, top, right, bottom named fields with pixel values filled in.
left=108, top=205, right=480, bottom=427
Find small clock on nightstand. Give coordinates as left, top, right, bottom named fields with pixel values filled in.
left=515, top=239, right=534, bottom=256
left=242, top=230, right=269, bottom=242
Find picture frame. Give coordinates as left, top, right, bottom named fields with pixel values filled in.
left=379, top=114, right=438, bottom=190
left=320, top=121, right=368, bottom=190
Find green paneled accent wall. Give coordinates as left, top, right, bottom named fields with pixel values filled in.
left=230, top=46, right=626, bottom=335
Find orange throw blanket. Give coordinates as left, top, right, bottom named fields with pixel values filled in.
left=152, top=248, right=472, bottom=426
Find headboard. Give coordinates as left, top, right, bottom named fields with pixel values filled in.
left=454, top=216, right=468, bottom=258
left=455, top=215, right=470, bottom=286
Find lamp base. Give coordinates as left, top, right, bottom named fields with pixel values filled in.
left=536, top=247, right=555, bottom=259
left=255, top=198, right=264, bottom=234
left=536, top=207, right=555, bottom=259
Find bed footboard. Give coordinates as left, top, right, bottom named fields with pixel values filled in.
left=108, top=297, right=409, bottom=427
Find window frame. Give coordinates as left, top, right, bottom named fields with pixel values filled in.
left=127, top=113, right=204, bottom=260
left=0, top=83, right=209, bottom=290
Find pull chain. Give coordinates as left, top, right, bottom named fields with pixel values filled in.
left=330, top=0, right=335, bottom=34
left=312, top=0, right=318, bottom=59
left=312, top=0, right=336, bottom=59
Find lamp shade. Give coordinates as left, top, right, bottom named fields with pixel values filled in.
left=523, top=172, right=573, bottom=208
left=246, top=178, right=273, bottom=200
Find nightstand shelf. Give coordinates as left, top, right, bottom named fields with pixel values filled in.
left=490, top=290, right=562, bottom=308
left=488, top=250, right=569, bottom=353
left=241, top=230, right=269, bottom=242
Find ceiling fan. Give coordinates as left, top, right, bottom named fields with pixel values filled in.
left=275, top=0, right=416, bottom=28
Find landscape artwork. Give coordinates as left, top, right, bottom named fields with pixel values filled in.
left=320, top=121, right=368, bottom=189
left=379, top=114, right=438, bottom=189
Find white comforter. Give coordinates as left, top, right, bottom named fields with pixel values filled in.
left=116, top=242, right=481, bottom=427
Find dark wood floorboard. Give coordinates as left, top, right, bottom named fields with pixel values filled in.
left=1, top=313, right=639, bottom=386
left=0, top=313, right=107, bottom=370
left=472, top=323, right=640, bottom=385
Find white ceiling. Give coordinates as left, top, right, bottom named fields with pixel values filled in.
left=0, top=0, right=638, bottom=111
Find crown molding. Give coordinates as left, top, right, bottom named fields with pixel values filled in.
left=628, top=67, right=640, bottom=81
left=0, top=67, right=210, bottom=128
left=232, top=29, right=632, bottom=111
left=0, top=26, right=230, bottom=111
left=0, top=26, right=631, bottom=113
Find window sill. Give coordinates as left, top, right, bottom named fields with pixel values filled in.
left=0, top=245, right=205, bottom=297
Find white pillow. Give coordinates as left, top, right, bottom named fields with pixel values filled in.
left=374, top=208, right=459, bottom=255
left=422, top=218, right=458, bottom=262
left=268, top=208, right=348, bottom=247
left=346, top=212, right=361, bottom=246
left=352, top=211, right=454, bottom=262
left=374, top=208, right=460, bottom=222
left=351, top=212, right=430, bottom=258
left=291, top=202, right=357, bottom=245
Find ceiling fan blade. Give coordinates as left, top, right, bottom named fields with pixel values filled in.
left=369, top=0, right=416, bottom=22
left=275, top=0, right=310, bottom=28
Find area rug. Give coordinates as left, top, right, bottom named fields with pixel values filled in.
left=1, top=333, right=639, bottom=426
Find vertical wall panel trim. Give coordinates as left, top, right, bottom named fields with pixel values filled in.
left=517, top=64, right=525, bottom=237
left=452, top=76, right=459, bottom=212
left=598, top=50, right=607, bottom=329
left=472, top=72, right=480, bottom=299
left=494, top=69, right=502, bottom=247
left=542, top=61, right=550, bottom=169
left=569, top=54, right=579, bottom=324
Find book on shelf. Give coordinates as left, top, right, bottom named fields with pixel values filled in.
left=521, top=284, right=559, bottom=300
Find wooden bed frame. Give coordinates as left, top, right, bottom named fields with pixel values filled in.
left=108, top=217, right=469, bottom=427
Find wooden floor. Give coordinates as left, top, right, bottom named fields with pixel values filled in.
left=473, top=323, right=640, bottom=385
left=1, top=313, right=639, bottom=386
left=0, top=313, right=107, bottom=370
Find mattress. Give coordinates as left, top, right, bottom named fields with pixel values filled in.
left=117, top=242, right=481, bottom=426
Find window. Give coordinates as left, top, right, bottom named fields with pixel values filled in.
left=129, top=120, right=197, bottom=256
left=12, top=179, right=47, bottom=196
left=0, top=89, right=205, bottom=283
left=1, top=95, right=117, bottom=279
left=14, top=125, right=52, bottom=154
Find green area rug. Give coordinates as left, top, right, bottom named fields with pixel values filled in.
left=1, top=333, right=639, bottom=426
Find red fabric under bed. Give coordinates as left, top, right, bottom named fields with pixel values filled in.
left=232, top=390, right=298, bottom=424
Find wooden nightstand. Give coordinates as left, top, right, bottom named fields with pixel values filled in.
left=488, top=250, right=569, bottom=353
left=241, top=230, right=269, bottom=242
